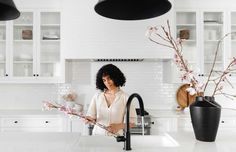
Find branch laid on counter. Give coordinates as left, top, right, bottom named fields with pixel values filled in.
left=42, top=101, right=119, bottom=137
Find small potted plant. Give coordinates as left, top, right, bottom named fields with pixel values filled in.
left=146, top=21, right=236, bottom=142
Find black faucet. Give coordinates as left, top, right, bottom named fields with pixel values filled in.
left=116, top=93, right=145, bottom=151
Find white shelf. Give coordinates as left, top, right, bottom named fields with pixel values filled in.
left=14, top=24, right=33, bottom=27
left=41, top=40, right=60, bottom=42
left=204, top=24, right=223, bottom=26
left=176, top=24, right=196, bottom=26
left=13, top=61, right=33, bottom=64
left=182, top=40, right=196, bottom=42
left=204, top=61, right=223, bottom=64
left=14, top=40, right=33, bottom=42
left=204, top=40, right=220, bottom=42
left=0, top=61, right=5, bottom=64
left=41, top=24, right=60, bottom=27
left=40, top=61, right=59, bottom=64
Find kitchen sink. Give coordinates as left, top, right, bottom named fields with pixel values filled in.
left=78, top=133, right=179, bottom=148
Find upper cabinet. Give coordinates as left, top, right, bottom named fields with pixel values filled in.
left=39, top=12, right=61, bottom=79
left=203, top=12, right=224, bottom=77
left=0, top=10, right=64, bottom=83
left=164, top=9, right=236, bottom=83
left=0, top=21, right=7, bottom=78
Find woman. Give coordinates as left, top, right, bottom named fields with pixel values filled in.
left=86, top=64, right=136, bottom=136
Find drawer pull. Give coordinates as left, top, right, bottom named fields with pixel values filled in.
left=14, top=121, right=18, bottom=123
left=221, top=121, right=225, bottom=123
left=45, top=121, right=49, bottom=123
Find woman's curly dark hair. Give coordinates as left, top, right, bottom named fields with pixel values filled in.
left=96, top=64, right=126, bottom=91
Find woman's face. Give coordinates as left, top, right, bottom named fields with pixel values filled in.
left=102, top=75, right=116, bottom=90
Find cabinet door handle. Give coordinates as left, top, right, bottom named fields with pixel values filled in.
left=36, top=74, right=39, bottom=77
left=14, top=121, right=18, bottom=123
left=221, top=120, right=224, bottom=123
left=33, top=74, right=36, bottom=76
left=45, top=121, right=49, bottom=123
left=5, top=74, right=8, bottom=77
left=151, top=122, right=154, bottom=124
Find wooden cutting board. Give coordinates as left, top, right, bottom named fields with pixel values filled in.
left=176, top=84, right=197, bottom=109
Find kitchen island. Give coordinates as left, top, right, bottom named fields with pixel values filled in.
left=0, top=131, right=235, bottom=152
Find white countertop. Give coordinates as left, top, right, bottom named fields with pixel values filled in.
left=0, top=130, right=235, bottom=152
left=147, top=108, right=236, bottom=118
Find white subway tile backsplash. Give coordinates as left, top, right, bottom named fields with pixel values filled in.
left=66, top=61, right=177, bottom=110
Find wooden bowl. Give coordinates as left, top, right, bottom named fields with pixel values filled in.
left=176, top=84, right=197, bottom=109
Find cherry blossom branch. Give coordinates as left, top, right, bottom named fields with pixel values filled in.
left=204, top=33, right=233, bottom=92
left=42, top=101, right=119, bottom=137
left=212, top=58, right=236, bottom=96
left=146, top=21, right=202, bottom=95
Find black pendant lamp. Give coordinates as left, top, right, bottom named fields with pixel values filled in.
left=94, top=0, right=172, bottom=20
left=0, top=0, right=20, bottom=21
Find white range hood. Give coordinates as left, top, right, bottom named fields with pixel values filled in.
left=61, top=0, right=174, bottom=59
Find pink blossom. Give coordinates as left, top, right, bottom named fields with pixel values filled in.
left=186, top=87, right=197, bottom=95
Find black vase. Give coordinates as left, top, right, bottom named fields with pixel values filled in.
left=190, top=96, right=221, bottom=142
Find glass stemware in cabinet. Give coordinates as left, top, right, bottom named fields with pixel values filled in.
left=40, top=12, right=60, bottom=77
left=203, top=12, right=224, bottom=77
left=13, top=12, right=34, bottom=77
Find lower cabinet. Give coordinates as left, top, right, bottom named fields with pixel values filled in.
left=0, top=116, right=68, bottom=132
left=177, top=117, right=193, bottom=132
left=150, top=116, right=236, bottom=134
left=151, top=118, right=177, bottom=134
left=69, top=117, right=88, bottom=135
left=218, top=117, right=236, bottom=131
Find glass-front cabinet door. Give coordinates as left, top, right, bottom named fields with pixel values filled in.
left=39, top=12, right=60, bottom=78
left=13, top=12, right=34, bottom=77
left=176, top=12, right=198, bottom=73
left=0, top=21, right=6, bottom=78
left=203, top=12, right=224, bottom=77
left=230, top=12, right=236, bottom=77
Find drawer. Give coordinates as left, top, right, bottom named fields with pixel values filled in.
left=219, top=118, right=236, bottom=129
left=151, top=118, right=177, bottom=133
left=1, top=118, right=62, bottom=128
left=177, top=118, right=193, bottom=131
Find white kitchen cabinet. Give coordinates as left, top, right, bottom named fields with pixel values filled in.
left=0, top=116, right=67, bottom=132
left=164, top=9, right=236, bottom=83
left=0, top=21, right=7, bottom=78
left=177, top=117, right=193, bottom=132
left=218, top=117, right=236, bottom=131
left=69, top=117, right=87, bottom=135
left=0, top=10, right=64, bottom=83
left=150, top=117, right=177, bottom=134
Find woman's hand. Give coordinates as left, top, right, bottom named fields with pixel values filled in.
left=107, top=123, right=124, bottom=134
left=83, top=116, right=96, bottom=124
